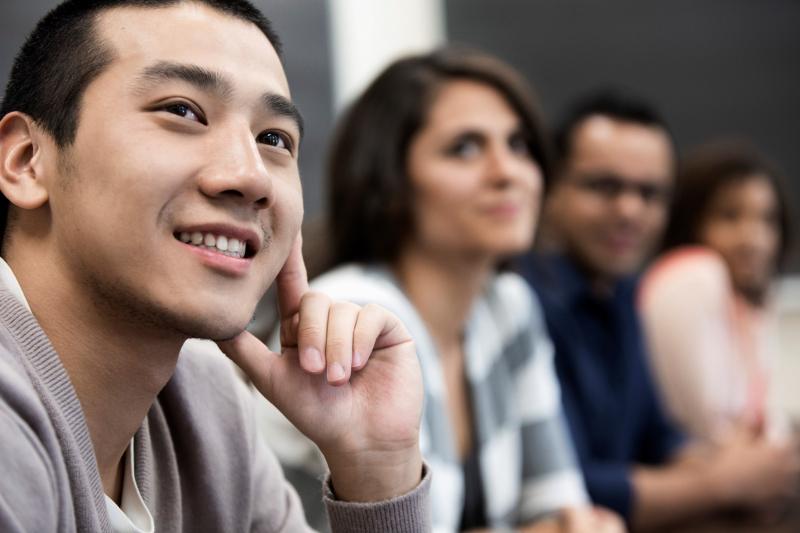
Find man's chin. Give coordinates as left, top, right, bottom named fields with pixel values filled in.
left=173, top=314, right=252, bottom=343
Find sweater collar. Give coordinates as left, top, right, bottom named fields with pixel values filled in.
left=0, top=271, right=112, bottom=531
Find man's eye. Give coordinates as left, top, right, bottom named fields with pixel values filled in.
left=588, top=180, right=623, bottom=196
left=257, top=131, right=288, bottom=150
left=164, top=103, right=200, bottom=122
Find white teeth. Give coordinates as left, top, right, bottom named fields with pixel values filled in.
left=178, top=231, right=247, bottom=258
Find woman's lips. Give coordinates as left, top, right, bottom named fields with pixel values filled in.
left=483, top=202, right=521, bottom=218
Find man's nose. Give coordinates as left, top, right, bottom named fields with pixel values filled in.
left=198, top=126, right=275, bottom=209
left=615, top=188, right=647, bottom=220
left=485, top=143, right=521, bottom=188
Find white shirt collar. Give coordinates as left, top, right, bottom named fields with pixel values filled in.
left=0, top=256, right=30, bottom=312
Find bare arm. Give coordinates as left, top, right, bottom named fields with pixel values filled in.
left=631, top=430, right=800, bottom=531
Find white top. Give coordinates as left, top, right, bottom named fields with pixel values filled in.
left=257, top=263, right=588, bottom=533
left=0, top=257, right=154, bottom=533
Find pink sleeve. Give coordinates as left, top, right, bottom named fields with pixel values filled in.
left=639, top=248, right=738, bottom=442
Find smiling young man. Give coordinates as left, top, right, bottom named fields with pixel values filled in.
left=517, top=92, right=799, bottom=530
left=0, top=1, right=430, bottom=532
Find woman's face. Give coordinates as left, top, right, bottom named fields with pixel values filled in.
left=699, top=174, right=781, bottom=302
left=405, top=80, right=543, bottom=261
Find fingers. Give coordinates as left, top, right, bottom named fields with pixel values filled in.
left=296, top=292, right=360, bottom=385
left=216, top=332, right=278, bottom=398
left=297, top=291, right=331, bottom=374
left=289, top=290, right=411, bottom=386
left=351, top=304, right=399, bottom=371
left=324, top=301, right=360, bottom=385
left=592, top=506, right=627, bottom=533
left=275, top=233, right=309, bottom=347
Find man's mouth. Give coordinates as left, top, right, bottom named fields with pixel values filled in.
left=176, top=231, right=249, bottom=259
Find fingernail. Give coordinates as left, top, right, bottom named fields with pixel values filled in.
left=352, top=351, right=362, bottom=368
left=301, top=349, right=324, bottom=372
left=327, top=362, right=345, bottom=382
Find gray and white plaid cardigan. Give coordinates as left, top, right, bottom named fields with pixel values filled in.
left=257, top=264, right=588, bottom=533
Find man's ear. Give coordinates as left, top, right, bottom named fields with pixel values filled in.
left=0, top=112, right=50, bottom=210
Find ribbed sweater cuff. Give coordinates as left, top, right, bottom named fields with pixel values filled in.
left=323, top=462, right=432, bottom=533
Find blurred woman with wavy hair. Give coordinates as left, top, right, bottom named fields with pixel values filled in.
left=257, top=47, right=624, bottom=533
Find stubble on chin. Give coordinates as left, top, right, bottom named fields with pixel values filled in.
left=83, top=270, right=253, bottom=342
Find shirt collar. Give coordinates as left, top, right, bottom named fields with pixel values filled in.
left=534, top=253, right=637, bottom=307
left=0, top=256, right=31, bottom=312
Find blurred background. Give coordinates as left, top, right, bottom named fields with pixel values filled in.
left=2, top=0, right=799, bottom=411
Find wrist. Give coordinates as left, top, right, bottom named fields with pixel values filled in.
left=325, top=446, right=423, bottom=503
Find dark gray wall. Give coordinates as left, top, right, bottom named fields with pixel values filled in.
left=446, top=0, right=800, bottom=256
left=0, top=0, right=333, bottom=218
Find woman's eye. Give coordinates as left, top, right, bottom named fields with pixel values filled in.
left=258, top=131, right=288, bottom=150
left=716, top=208, right=740, bottom=221
left=509, top=134, right=530, bottom=156
left=164, top=103, right=200, bottom=122
left=450, top=140, right=479, bottom=159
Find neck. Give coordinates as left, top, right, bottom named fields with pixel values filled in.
left=393, top=243, right=494, bottom=354
left=589, top=273, right=616, bottom=298
left=6, top=245, right=184, bottom=502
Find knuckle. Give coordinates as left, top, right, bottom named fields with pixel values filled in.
left=298, top=323, right=325, bottom=341
left=302, top=290, right=331, bottom=305
left=326, top=335, right=351, bottom=355
left=361, top=303, right=385, bottom=315
left=353, top=321, right=372, bottom=337
left=331, top=300, right=360, bottom=314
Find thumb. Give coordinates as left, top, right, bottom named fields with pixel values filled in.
left=216, top=332, right=280, bottom=400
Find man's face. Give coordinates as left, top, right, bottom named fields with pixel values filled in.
left=43, top=4, right=303, bottom=340
left=546, top=116, right=673, bottom=278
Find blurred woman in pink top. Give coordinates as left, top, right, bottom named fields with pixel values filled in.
left=640, top=139, right=796, bottom=444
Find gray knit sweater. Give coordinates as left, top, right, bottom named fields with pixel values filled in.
left=0, top=282, right=431, bottom=532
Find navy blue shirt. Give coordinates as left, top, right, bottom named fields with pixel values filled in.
left=517, top=253, right=685, bottom=521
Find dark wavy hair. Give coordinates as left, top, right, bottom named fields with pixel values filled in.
left=306, top=46, right=552, bottom=279
left=0, top=0, right=281, bottom=251
left=662, top=138, right=796, bottom=270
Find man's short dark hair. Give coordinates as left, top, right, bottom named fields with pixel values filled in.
left=0, top=0, right=282, bottom=250
left=554, top=90, right=672, bottom=173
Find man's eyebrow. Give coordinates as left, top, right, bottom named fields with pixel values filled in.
left=135, top=61, right=304, bottom=140
left=260, top=93, right=305, bottom=140
left=135, top=61, right=234, bottom=99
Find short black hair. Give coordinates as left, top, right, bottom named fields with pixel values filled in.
left=0, top=0, right=281, bottom=248
left=554, top=90, right=672, bottom=172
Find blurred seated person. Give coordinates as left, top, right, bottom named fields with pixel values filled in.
left=640, top=140, right=797, bottom=444
left=516, top=93, right=800, bottom=530
left=256, top=48, right=625, bottom=533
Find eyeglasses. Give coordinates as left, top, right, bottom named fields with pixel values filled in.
left=569, top=173, right=672, bottom=205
